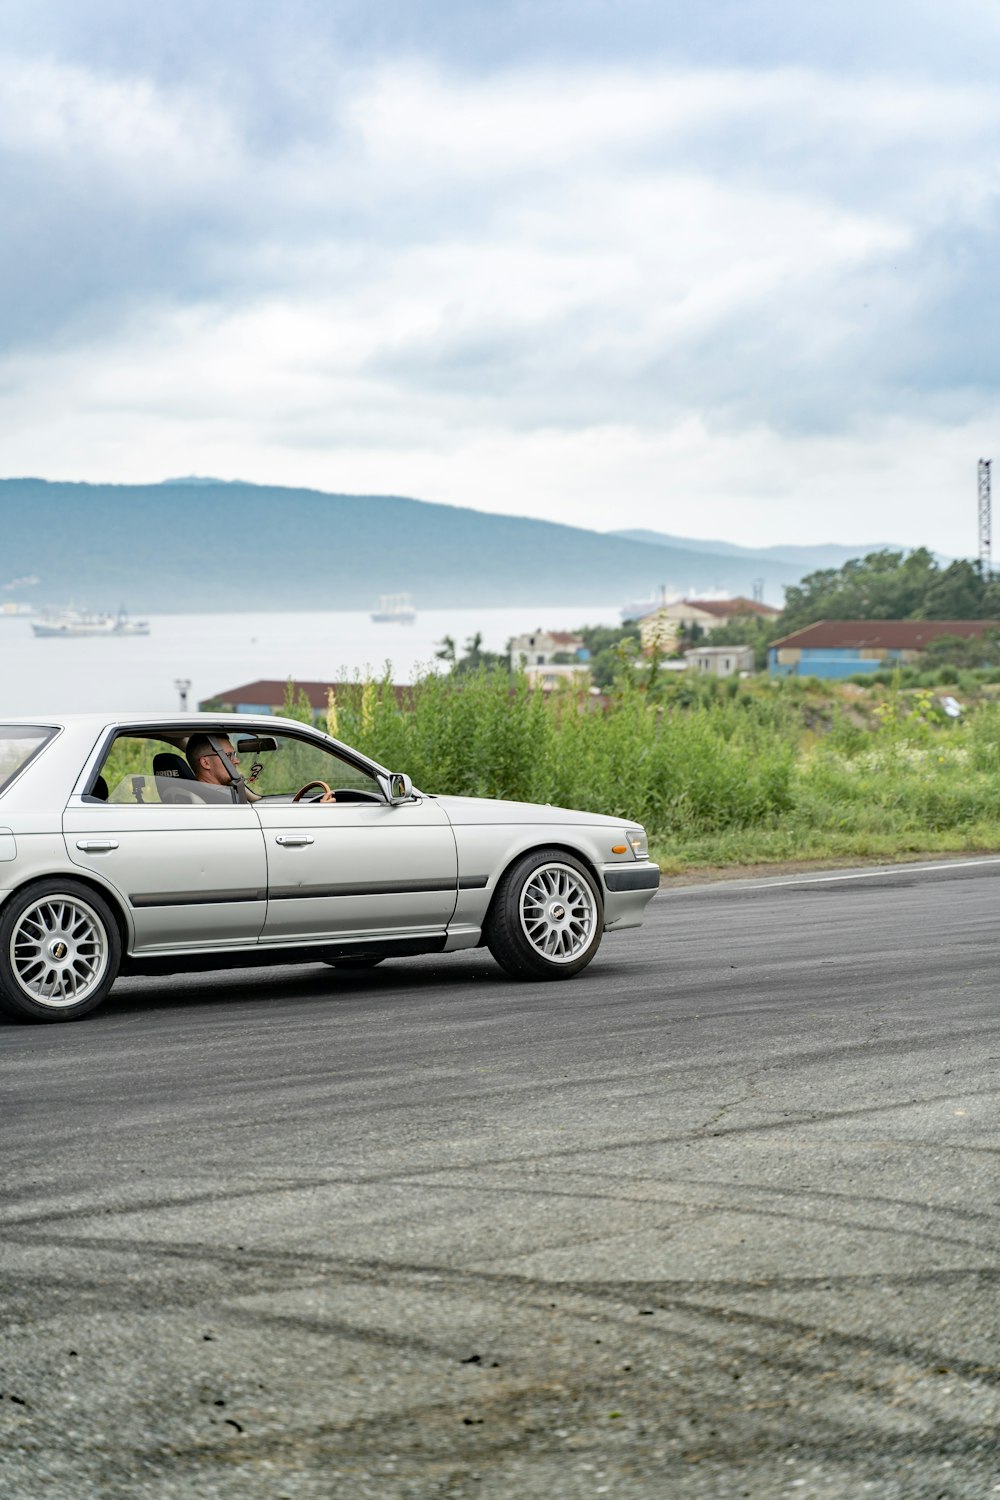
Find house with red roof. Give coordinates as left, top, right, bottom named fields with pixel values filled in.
left=201, top=679, right=412, bottom=716
left=768, top=621, right=1000, bottom=679
left=645, top=597, right=781, bottom=635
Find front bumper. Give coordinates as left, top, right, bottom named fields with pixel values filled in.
left=601, top=862, right=660, bottom=930
left=604, top=864, right=659, bottom=893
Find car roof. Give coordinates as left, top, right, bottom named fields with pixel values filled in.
left=0, top=712, right=321, bottom=732
left=0, top=713, right=393, bottom=803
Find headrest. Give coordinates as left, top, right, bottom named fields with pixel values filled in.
left=153, top=752, right=196, bottom=781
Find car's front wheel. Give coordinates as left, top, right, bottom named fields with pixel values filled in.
left=0, top=880, right=121, bottom=1023
left=486, top=848, right=604, bottom=980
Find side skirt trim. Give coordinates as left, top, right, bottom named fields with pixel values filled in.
left=269, top=878, right=463, bottom=900
left=123, top=934, right=448, bottom=976
left=129, top=876, right=491, bottom=908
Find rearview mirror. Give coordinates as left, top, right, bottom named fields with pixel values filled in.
left=236, top=737, right=277, bottom=754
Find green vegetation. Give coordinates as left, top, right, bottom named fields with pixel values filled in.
left=326, top=667, right=793, bottom=840
left=300, top=668, right=1000, bottom=872
left=434, top=632, right=509, bottom=675
left=780, top=547, right=1000, bottom=633
left=574, top=623, right=644, bottom=690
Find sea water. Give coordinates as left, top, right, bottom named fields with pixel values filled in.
left=0, top=605, right=621, bottom=716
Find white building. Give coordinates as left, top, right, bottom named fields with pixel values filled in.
left=510, top=630, right=586, bottom=671
left=684, top=644, right=755, bottom=677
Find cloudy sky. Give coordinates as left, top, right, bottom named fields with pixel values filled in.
left=3, top=0, right=1000, bottom=553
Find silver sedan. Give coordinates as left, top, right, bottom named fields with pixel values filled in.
left=0, top=714, right=659, bottom=1022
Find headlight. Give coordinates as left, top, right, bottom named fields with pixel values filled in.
left=625, top=828, right=648, bottom=860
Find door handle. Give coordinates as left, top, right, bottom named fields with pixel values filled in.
left=275, top=834, right=315, bottom=847
left=76, top=839, right=119, bottom=853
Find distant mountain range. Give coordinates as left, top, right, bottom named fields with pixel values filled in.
left=0, top=478, right=891, bottom=613
left=611, top=530, right=902, bottom=575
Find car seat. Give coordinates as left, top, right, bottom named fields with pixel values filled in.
left=153, top=751, right=210, bottom=805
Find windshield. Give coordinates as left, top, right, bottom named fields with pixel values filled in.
left=0, top=725, right=57, bottom=796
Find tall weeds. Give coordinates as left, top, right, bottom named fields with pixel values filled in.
left=308, top=668, right=1000, bottom=864
left=328, top=669, right=795, bottom=839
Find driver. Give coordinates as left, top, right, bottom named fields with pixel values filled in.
left=185, top=734, right=335, bottom=803
left=186, top=733, right=262, bottom=801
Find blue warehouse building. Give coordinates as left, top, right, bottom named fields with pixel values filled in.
left=768, top=620, right=1000, bottom=679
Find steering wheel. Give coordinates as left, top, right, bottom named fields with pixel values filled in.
left=292, top=780, right=336, bottom=803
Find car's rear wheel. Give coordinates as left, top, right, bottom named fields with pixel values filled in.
left=486, top=848, right=603, bottom=980
left=0, top=880, right=121, bottom=1023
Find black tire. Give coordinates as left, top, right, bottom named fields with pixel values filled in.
left=0, top=879, right=122, bottom=1023
left=485, top=847, right=604, bottom=980
left=325, top=957, right=384, bottom=970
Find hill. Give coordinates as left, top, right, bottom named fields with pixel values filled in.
left=0, top=478, right=819, bottom=612
left=611, top=528, right=903, bottom=575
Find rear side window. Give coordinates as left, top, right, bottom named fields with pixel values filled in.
left=0, top=725, right=57, bottom=795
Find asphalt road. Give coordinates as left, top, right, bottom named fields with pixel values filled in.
left=1, top=859, right=999, bottom=1500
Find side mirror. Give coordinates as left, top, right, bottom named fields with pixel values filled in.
left=387, top=771, right=413, bottom=805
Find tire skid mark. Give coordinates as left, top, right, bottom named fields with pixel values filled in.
left=3, top=1270, right=996, bottom=1481
left=4, top=1074, right=998, bottom=1235
left=4, top=1181, right=994, bottom=1261
left=2, top=1235, right=998, bottom=1383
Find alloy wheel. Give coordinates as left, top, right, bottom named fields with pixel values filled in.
left=518, top=862, right=597, bottom=964
left=9, top=895, right=110, bottom=1008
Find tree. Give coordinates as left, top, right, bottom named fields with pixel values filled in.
left=918, top=559, right=987, bottom=619
left=778, top=548, right=994, bottom=634
left=435, top=632, right=509, bottom=676
left=920, top=628, right=1000, bottom=670
left=282, top=678, right=316, bottom=724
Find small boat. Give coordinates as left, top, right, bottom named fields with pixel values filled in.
left=370, top=593, right=416, bottom=624
left=32, top=607, right=151, bottom=639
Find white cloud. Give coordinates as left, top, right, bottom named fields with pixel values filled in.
left=0, top=54, right=237, bottom=191
left=1, top=48, right=999, bottom=554
left=351, top=62, right=999, bottom=173
left=1, top=295, right=994, bottom=558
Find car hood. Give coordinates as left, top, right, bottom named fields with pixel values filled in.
left=429, top=793, right=637, bottom=831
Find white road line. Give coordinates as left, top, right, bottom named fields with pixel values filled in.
left=671, top=855, right=1000, bottom=895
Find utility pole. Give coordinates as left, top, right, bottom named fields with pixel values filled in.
left=174, top=678, right=191, bottom=711
left=752, top=578, right=764, bottom=604
left=979, top=458, right=992, bottom=575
